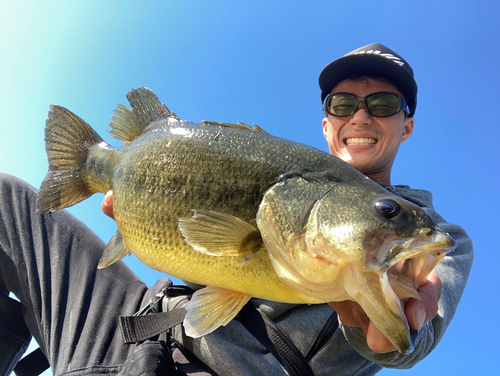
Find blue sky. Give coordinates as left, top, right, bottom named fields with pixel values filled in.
left=1, top=1, right=498, bottom=375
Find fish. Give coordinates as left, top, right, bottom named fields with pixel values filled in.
left=37, top=87, right=456, bottom=353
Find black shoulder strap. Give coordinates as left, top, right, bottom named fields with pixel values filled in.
left=119, top=285, right=192, bottom=344
left=120, top=308, right=187, bottom=344
left=236, top=303, right=315, bottom=376
left=0, top=293, right=49, bottom=376
left=14, top=348, right=50, bottom=376
left=119, top=289, right=315, bottom=376
left=305, top=312, right=338, bottom=362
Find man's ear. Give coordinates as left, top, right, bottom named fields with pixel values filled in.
left=322, top=117, right=328, bottom=139
left=401, top=117, right=414, bottom=143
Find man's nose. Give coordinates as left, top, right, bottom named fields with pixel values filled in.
left=350, top=102, right=372, bottom=125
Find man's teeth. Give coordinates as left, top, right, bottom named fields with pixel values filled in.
left=345, top=138, right=377, bottom=145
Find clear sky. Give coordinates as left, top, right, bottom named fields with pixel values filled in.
left=1, top=1, right=498, bottom=375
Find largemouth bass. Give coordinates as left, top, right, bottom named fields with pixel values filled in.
left=37, top=87, right=456, bottom=353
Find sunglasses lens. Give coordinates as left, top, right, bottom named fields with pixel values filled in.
left=324, top=92, right=405, bottom=117
left=366, top=93, right=401, bottom=117
left=325, top=94, right=358, bottom=117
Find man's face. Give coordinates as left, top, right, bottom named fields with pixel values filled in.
left=322, top=78, right=414, bottom=184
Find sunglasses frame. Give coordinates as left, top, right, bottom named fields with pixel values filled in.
left=323, top=91, right=409, bottom=118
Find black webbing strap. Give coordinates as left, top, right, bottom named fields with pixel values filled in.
left=305, top=312, right=338, bottom=362
left=14, top=348, right=50, bottom=376
left=237, top=303, right=315, bottom=376
left=119, top=290, right=315, bottom=376
left=120, top=307, right=187, bottom=344
left=119, top=285, right=193, bottom=344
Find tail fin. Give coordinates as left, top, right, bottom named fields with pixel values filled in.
left=37, top=105, right=104, bottom=213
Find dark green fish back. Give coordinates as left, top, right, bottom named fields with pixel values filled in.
left=115, top=119, right=365, bottom=220
left=110, top=116, right=370, bottom=265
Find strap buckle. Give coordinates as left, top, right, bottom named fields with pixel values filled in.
left=132, top=285, right=193, bottom=317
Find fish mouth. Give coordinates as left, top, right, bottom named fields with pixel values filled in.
left=353, top=227, right=456, bottom=353
left=261, top=209, right=456, bottom=353
left=371, top=227, right=457, bottom=294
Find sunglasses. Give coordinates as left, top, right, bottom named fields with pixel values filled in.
left=323, top=92, right=409, bottom=118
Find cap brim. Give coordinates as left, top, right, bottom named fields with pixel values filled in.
left=319, top=54, right=417, bottom=105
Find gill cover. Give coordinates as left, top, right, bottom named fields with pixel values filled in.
left=257, top=171, right=352, bottom=301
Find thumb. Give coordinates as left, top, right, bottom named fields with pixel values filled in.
left=102, top=190, right=115, bottom=220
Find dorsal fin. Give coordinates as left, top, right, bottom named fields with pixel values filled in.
left=200, top=120, right=268, bottom=134
left=108, top=87, right=179, bottom=143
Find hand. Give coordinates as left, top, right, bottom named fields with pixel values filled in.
left=102, top=190, right=115, bottom=220
left=328, top=270, right=442, bottom=353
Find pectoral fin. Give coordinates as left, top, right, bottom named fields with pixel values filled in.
left=183, top=286, right=251, bottom=338
left=178, top=210, right=262, bottom=258
left=98, top=230, right=130, bottom=268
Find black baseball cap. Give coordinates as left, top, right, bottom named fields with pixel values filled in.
left=319, top=43, right=418, bottom=117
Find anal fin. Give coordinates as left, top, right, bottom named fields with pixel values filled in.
left=183, top=286, right=251, bottom=338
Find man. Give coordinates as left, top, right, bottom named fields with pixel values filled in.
left=319, top=43, right=443, bottom=354
left=0, top=43, right=473, bottom=375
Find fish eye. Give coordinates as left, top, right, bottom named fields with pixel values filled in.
left=375, top=199, right=401, bottom=220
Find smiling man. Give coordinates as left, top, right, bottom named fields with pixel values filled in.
left=320, top=43, right=416, bottom=185
left=322, top=78, right=413, bottom=185
left=318, top=43, right=473, bottom=356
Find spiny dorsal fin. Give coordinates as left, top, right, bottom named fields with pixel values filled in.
left=108, top=87, right=179, bottom=143
left=200, top=120, right=268, bottom=134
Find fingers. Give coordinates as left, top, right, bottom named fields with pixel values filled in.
left=328, top=301, right=369, bottom=331
left=329, top=301, right=396, bottom=353
left=101, top=190, right=114, bottom=219
left=329, top=271, right=442, bottom=353
left=405, top=270, right=442, bottom=330
left=366, top=321, right=396, bottom=353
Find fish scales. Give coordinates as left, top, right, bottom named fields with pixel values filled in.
left=37, top=87, right=456, bottom=352
left=113, top=121, right=343, bottom=296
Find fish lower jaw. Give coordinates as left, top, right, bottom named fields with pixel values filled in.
left=345, top=137, right=377, bottom=146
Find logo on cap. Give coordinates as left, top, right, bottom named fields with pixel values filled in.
left=352, top=50, right=405, bottom=67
